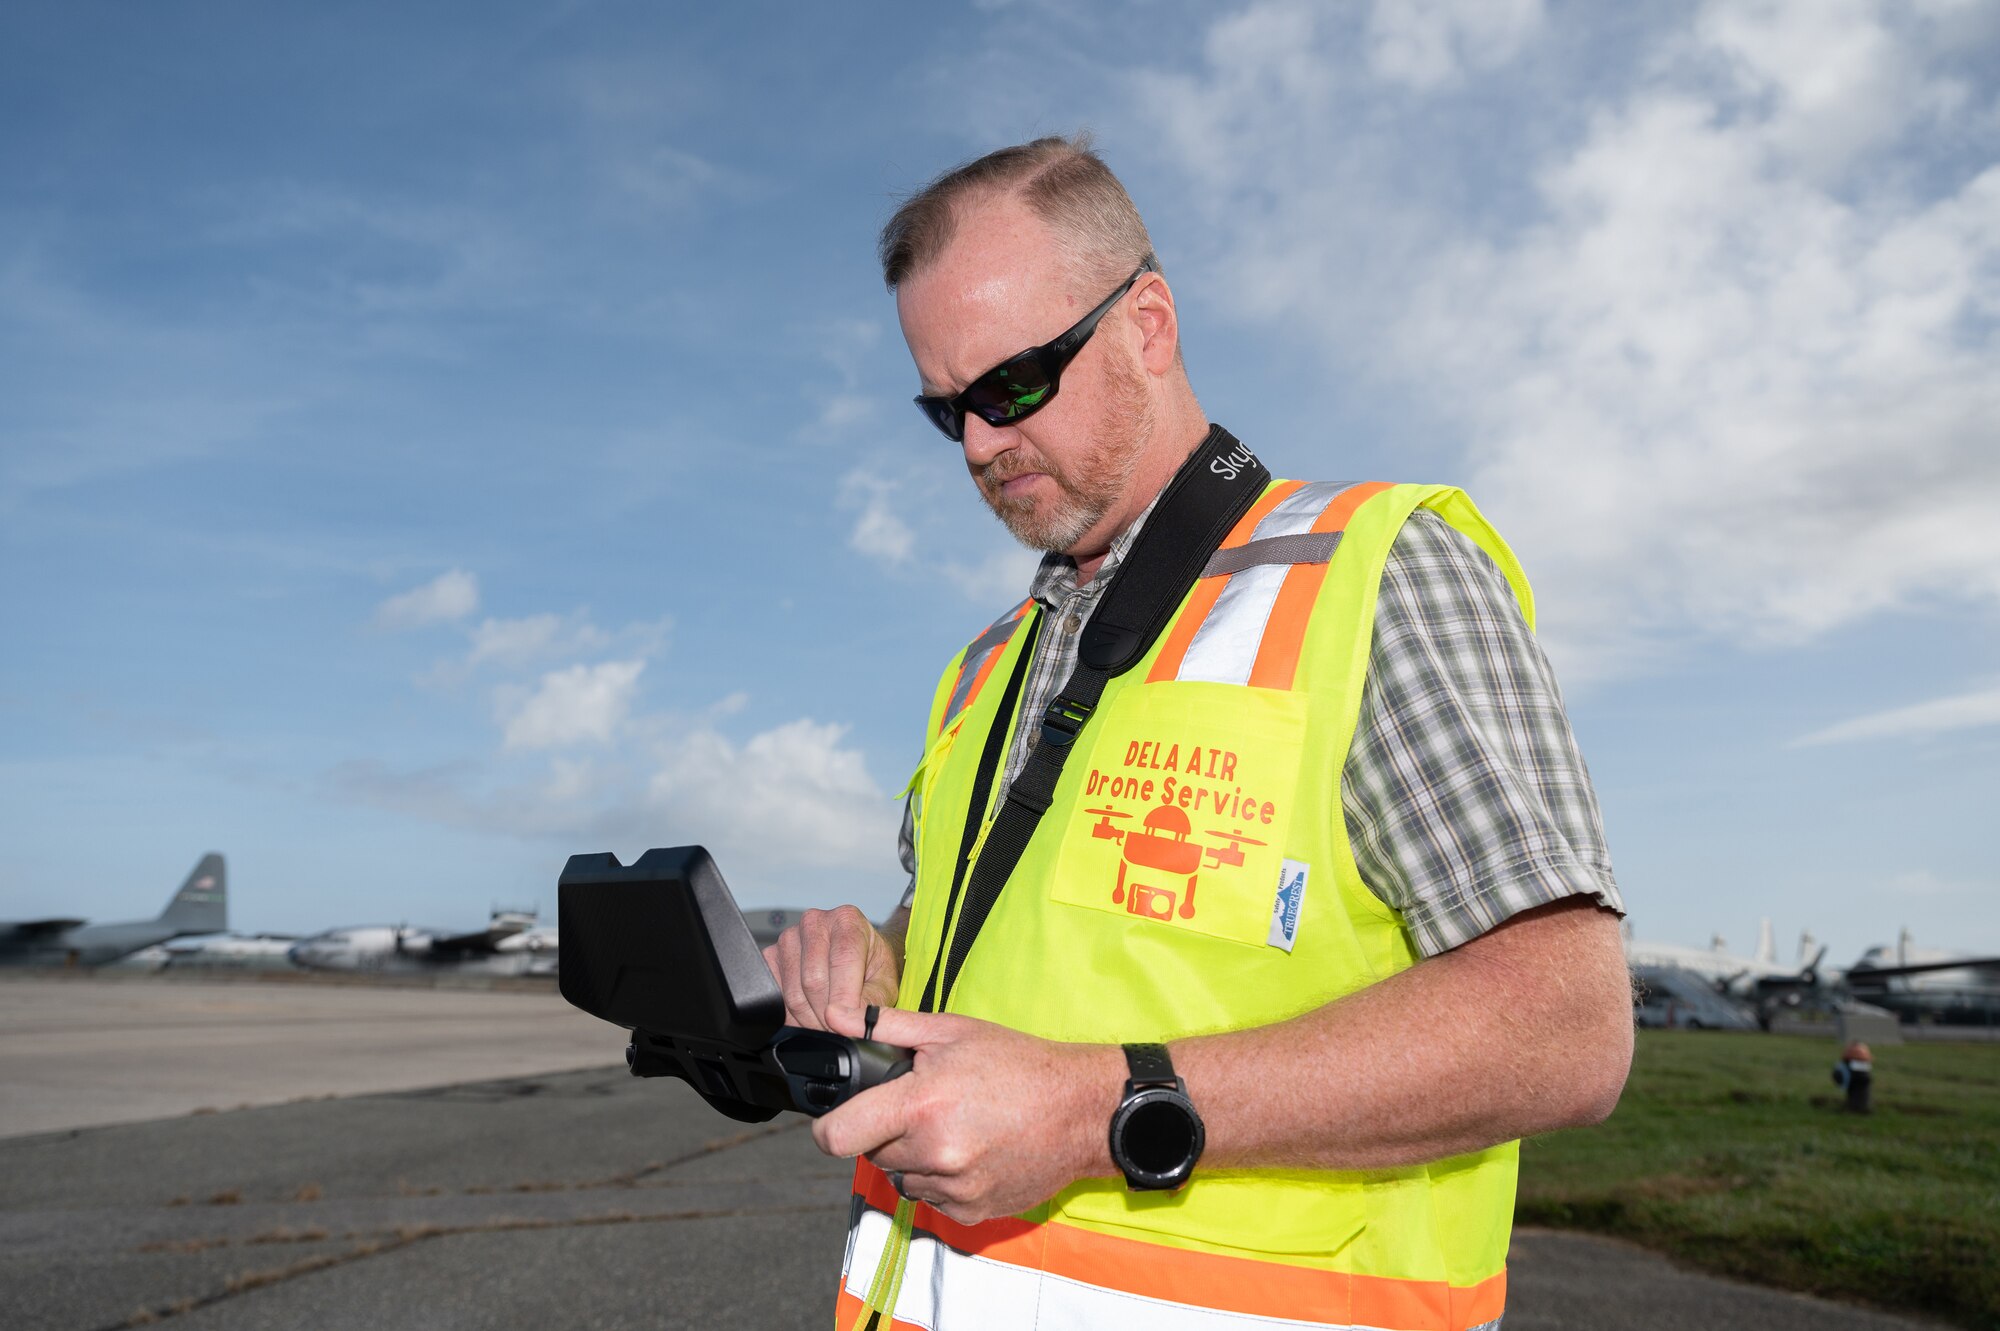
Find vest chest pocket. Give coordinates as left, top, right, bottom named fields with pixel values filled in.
left=1049, top=682, right=1310, bottom=949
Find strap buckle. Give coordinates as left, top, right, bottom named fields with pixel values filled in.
left=1040, top=696, right=1094, bottom=748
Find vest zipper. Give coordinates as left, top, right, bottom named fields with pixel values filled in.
left=850, top=1198, right=916, bottom=1331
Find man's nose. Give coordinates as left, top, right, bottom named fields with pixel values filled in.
left=960, top=413, right=1017, bottom=466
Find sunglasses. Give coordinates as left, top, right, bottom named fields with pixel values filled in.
left=914, top=259, right=1156, bottom=443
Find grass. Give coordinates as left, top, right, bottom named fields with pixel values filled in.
left=1518, top=1029, right=2000, bottom=1329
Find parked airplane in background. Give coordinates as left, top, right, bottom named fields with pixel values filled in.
left=1845, top=931, right=2000, bottom=1026
left=488, top=920, right=559, bottom=975
left=0, top=854, right=228, bottom=967
left=1626, top=919, right=2000, bottom=1027
left=287, top=904, right=805, bottom=978
left=112, top=933, right=300, bottom=972
left=289, top=908, right=557, bottom=977
left=1623, top=918, right=1819, bottom=992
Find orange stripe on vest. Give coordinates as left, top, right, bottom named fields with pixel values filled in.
left=850, top=1159, right=1505, bottom=1329
left=1146, top=479, right=1307, bottom=684
left=1247, top=480, right=1394, bottom=690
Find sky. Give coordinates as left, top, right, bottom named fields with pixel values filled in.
left=2, top=0, right=1996, bottom=965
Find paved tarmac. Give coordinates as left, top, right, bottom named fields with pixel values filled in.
left=0, top=974, right=611, bottom=1137
left=0, top=977, right=1954, bottom=1330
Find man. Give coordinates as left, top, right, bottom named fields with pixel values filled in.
left=767, top=136, right=1632, bottom=1331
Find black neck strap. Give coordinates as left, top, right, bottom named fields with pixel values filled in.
left=919, top=425, right=1270, bottom=1013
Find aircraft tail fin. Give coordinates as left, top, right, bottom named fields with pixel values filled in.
left=159, top=853, right=227, bottom=935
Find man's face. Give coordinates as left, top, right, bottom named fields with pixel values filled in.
left=897, top=200, right=1153, bottom=556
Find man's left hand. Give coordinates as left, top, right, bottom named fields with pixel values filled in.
left=814, top=1005, right=1120, bottom=1226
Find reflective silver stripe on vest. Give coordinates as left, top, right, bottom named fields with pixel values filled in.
left=1175, top=481, right=1356, bottom=687
left=944, top=601, right=1031, bottom=724
left=1200, top=530, right=1346, bottom=578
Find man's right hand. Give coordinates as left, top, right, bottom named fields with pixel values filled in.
left=762, top=905, right=902, bottom=1032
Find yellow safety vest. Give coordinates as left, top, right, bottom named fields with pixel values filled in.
left=839, top=480, right=1533, bottom=1331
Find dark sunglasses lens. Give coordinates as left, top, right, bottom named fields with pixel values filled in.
left=964, top=355, right=1054, bottom=426
left=915, top=396, right=964, bottom=442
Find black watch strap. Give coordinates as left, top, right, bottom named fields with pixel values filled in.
left=1122, top=1042, right=1177, bottom=1088
left=1112, top=1042, right=1203, bottom=1192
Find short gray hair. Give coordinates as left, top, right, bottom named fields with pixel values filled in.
left=878, top=133, right=1158, bottom=297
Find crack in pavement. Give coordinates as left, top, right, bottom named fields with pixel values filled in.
left=97, top=1201, right=847, bottom=1331
left=82, top=1116, right=832, bottom=1329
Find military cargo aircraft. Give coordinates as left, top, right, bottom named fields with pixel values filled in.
left=1626, top=919, right=2000, bottom=1027
left=0, top=854, right=228, bottom=966
left=111, top=933, right=301, bottom=971
left=288, top=909, right=557, bottom=977
left=1843, top=931, right=2000, bottom=1026
left=287, top=905, right=807, bottom=978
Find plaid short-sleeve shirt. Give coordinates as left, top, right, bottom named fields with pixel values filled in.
left=896, top=500, right=1622, bottom=958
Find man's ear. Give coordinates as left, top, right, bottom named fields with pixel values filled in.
left=1131, top=274, right=1179, bottom=376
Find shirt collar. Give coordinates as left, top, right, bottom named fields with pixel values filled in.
left=1028, top=490, right=1165, bottom=610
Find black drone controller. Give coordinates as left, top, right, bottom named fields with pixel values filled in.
left=558, top=846, right=913, bottom=1122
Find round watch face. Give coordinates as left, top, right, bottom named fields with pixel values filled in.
left=1112, top=1088, right=1204, bottom=1188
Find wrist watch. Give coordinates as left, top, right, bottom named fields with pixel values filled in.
left=1108, top=1043, right=1205, bottom=1191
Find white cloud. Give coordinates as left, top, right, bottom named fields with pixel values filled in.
left=942, top=547, right=1043, bottom=605
left=843, top=473, right=918, bottom=565
left=645, top=717, right=895, bottom=873
left=1694, top=0, right=1962, bottom=181
left=1793, top=682, right=2000, bottom=746
left=837, top=464, right=1044, bottom=608
left=797, top=318, right=887, bottom=439
left=467, top=613, right=615, bottom=667
left=351, top=573, right=891, bottom=885
left=818, top=393, right=877, bottom=431
left=1413, top=77, right=2000, bottom=672
left=325, top=706, right=904, bottom=905
left=1367, top=0, right=1544, bottom=90
left=417, top=609, right=667, bottom=689
left=553, top=53, right=765, bottom=220
left=375, top=569, right=479, bottom=629
left=467, top=613, right=563, bottom=665
left=1122, top=0, right=2000, bottom=679
left=1128, top=4, right=1335, bottom=200
left=542, top=755, right=599, bottom=805
left=499, top=659, right=645, bottom=750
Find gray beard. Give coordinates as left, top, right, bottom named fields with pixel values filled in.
left=990, top=485, right=1113, bottom=553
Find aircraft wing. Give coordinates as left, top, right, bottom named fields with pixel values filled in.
left=2, top=918, right=88, bottom=939
left=1848, top=956, right=2000, bottom=980
left=426, top=929, right=508, bottom=957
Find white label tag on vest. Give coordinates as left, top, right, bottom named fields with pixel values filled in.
left=1268, top=859, right=1308, bottom=952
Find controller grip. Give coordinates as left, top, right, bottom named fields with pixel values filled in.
left=771, top=1027, right=914, bottom=1116
left=850, top=1037, right=915, bottom=1092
